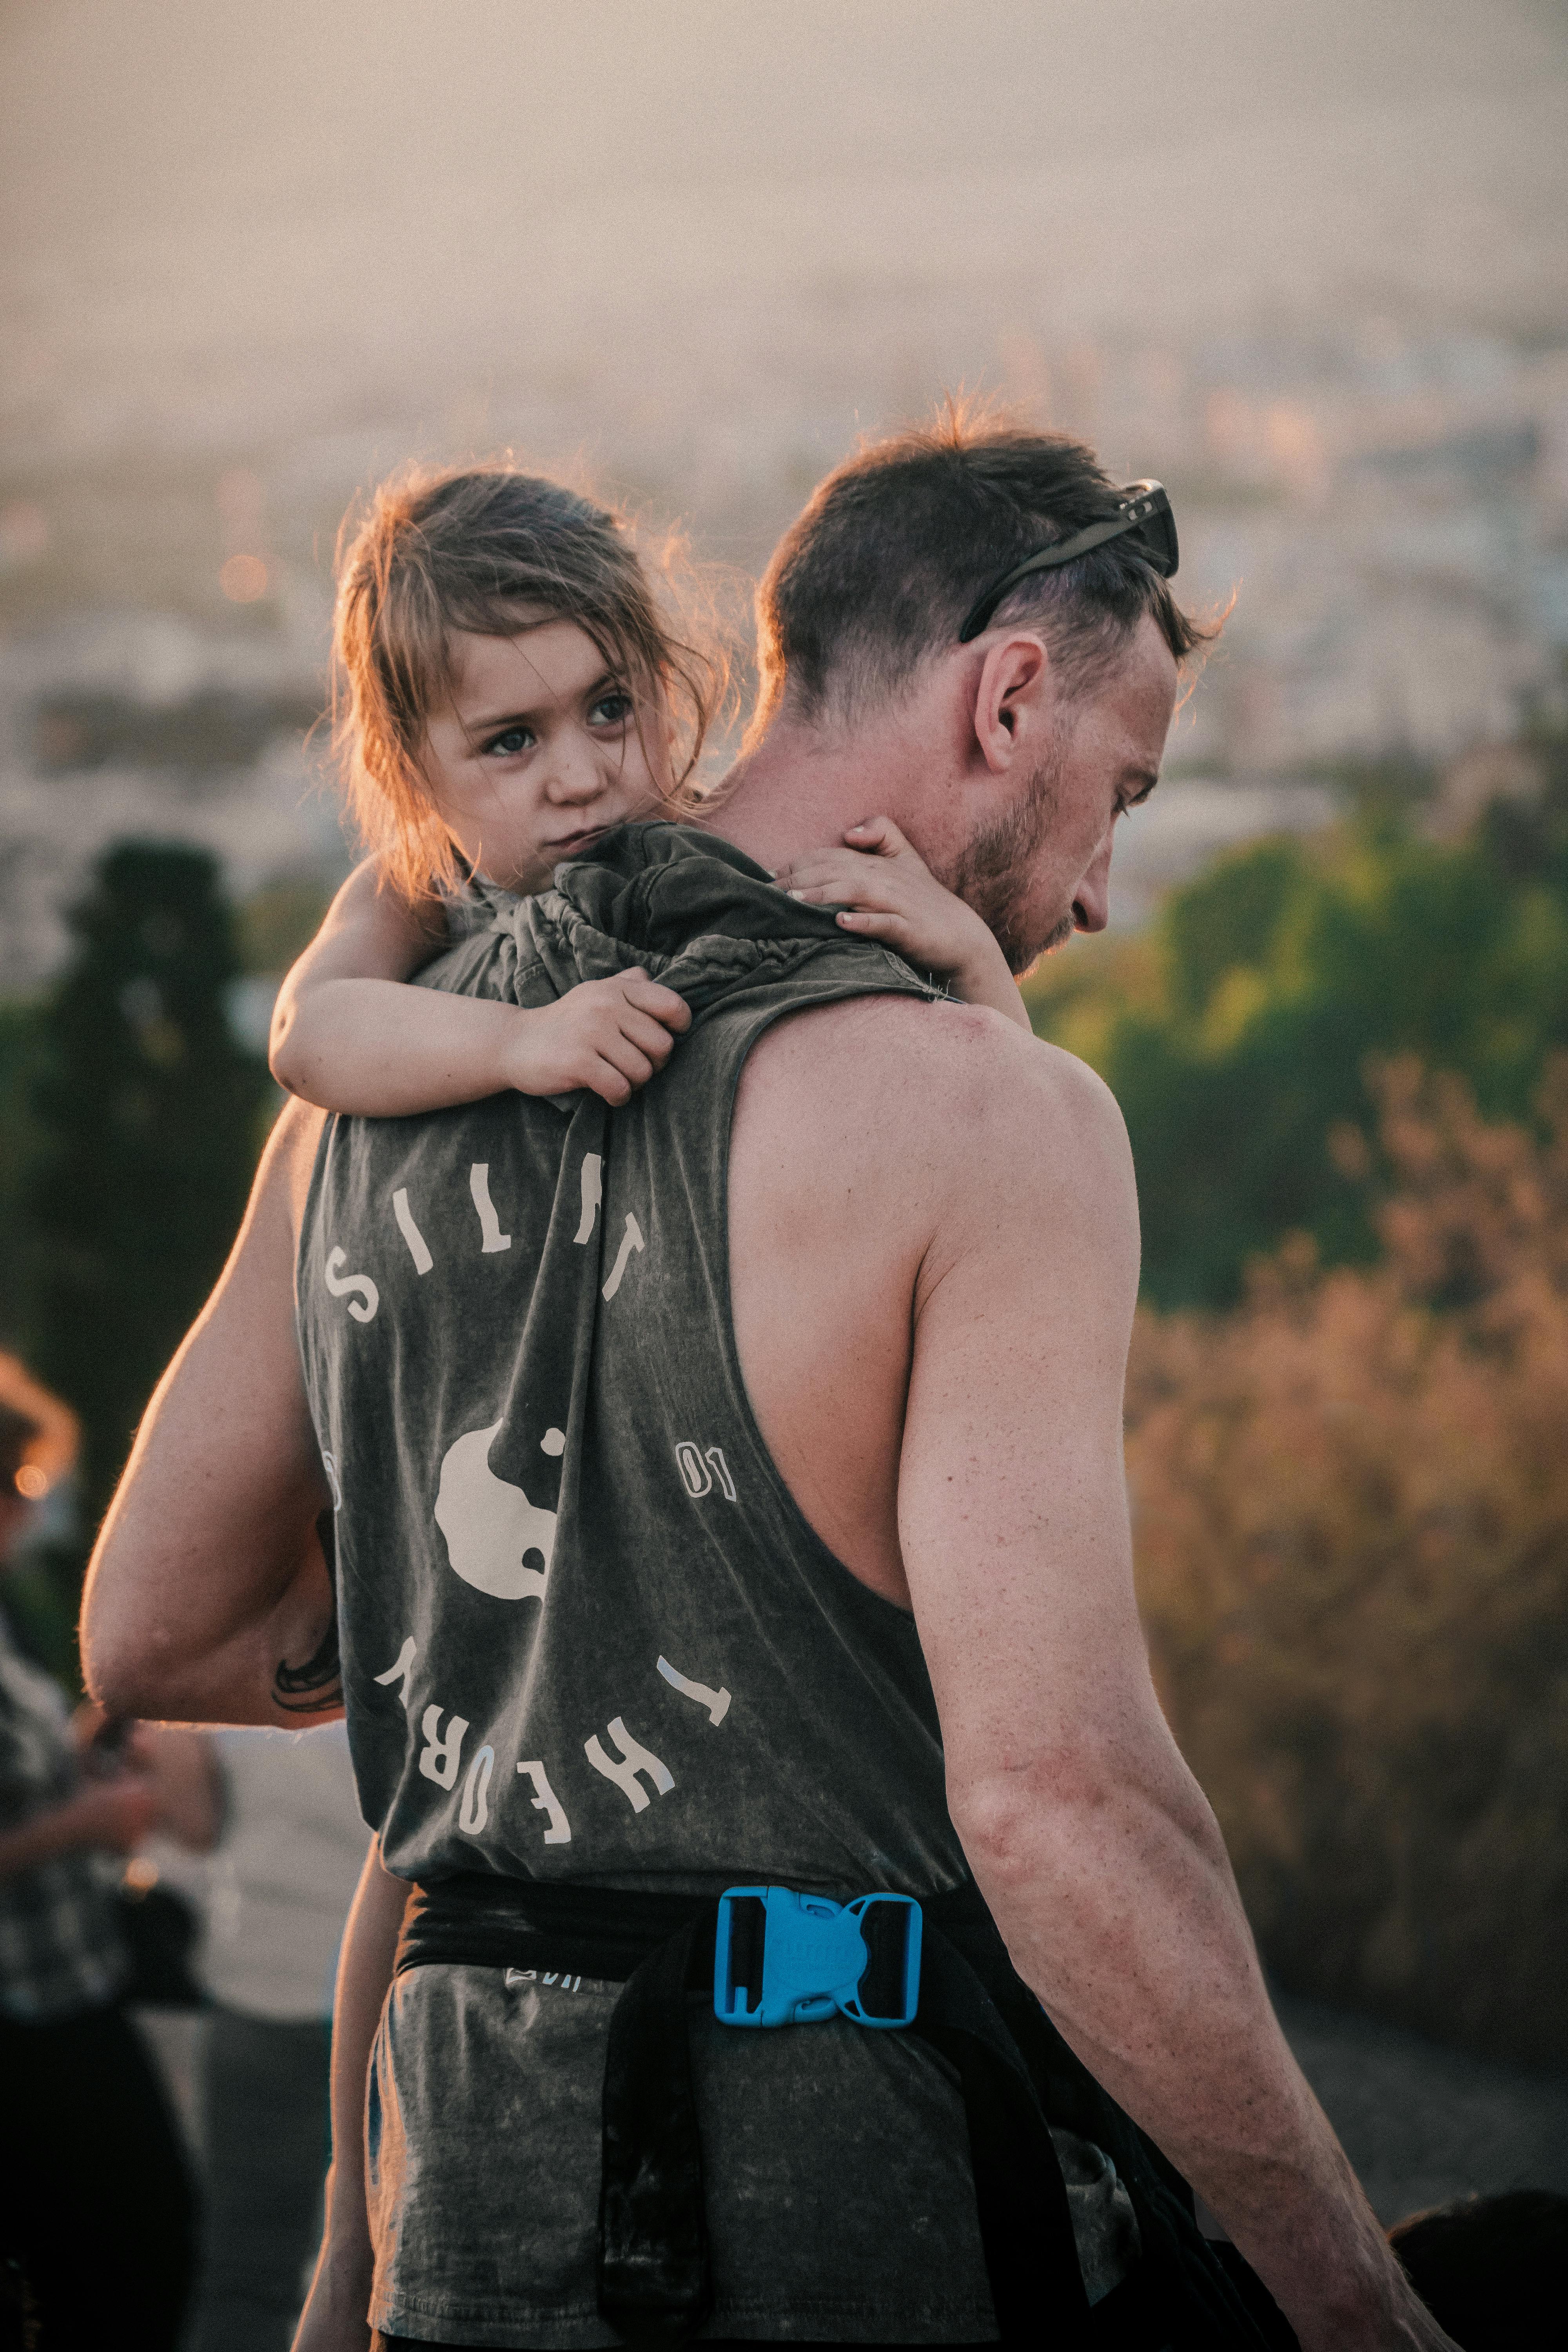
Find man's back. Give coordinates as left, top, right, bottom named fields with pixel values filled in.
left=728, top=988, right=1135, bottom=1619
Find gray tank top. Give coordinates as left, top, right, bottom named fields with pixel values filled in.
left=298, top=823, right=965, bottom=1903
left=295, top=826, right=1133, bottom=2346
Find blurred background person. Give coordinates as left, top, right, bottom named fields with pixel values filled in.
left=0, top=1353, right=216, bottom=2352
left=189, top=1721, right=370, bottom=2352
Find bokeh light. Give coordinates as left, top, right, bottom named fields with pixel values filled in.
left=219, top=552, right=269, bottom=602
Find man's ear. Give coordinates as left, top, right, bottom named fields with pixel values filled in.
left=973, top=634, right=1051, bottom=775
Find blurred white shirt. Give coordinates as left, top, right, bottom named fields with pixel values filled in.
left=201, top=1723, right=369, bottom=2022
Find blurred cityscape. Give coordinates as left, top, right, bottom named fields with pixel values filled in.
left=3, top=0, right=1567, bottom=996
left=4, top=311, right=1566, bottom=996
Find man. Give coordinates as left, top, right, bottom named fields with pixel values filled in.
left=83, top=414, right=1456, bottom=2352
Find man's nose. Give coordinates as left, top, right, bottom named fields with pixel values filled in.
left=1072, top=836, right=1113, bottom=935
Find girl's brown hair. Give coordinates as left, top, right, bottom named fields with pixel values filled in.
left=332, top=462, right=724, bottom=899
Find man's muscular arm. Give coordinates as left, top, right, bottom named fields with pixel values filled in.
left=82, top=1098, right=339, bottom=1727
left=898, top=1032, right=1455, bottom=2352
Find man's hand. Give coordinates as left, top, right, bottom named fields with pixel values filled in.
left=499, top=969, right=691, bottom=1104
left=775, top=817, right=1029, bottom=1028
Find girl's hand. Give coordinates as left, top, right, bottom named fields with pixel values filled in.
left=502, top=971, right=691, bottom=1105
left=775, top=817, right=1031, bottom=1028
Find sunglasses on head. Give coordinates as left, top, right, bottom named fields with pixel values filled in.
left=957, top=481, right=1179, bottom=644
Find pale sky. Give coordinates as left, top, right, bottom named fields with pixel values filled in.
left=4, top=0, right=1566, bottom=470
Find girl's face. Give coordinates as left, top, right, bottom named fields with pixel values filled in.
left=422, top=617, right=670, bottom=892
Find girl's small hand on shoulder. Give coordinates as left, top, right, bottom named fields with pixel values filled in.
left=503, top=971, right=691, bottom=1107
left=777, top=817, right=991, bottom=976
left=777, top=817, right=1033, bottom=1031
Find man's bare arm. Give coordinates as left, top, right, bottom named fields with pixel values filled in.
left=82, top=1098, right=339, bottom=1728
left=898, top=1038, right=1454, bottom=2352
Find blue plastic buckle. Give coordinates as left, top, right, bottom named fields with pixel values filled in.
left=713, top=1885, right=923, bottom=2029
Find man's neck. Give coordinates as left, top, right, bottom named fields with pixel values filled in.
left=699, top=708, right=933, bottom=874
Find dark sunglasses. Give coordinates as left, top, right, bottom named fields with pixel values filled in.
left=957, top=480, right=1179, bottom=644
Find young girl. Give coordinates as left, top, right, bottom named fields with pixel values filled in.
left=268, top=461, right=1030, bottom=1116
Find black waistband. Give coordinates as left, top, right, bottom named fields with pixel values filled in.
left=395, top=1871, right=995, bottom=1985
left=396, top=1872, right=724, bottom=1982
left=395, top=1874, right=1294, bottom=2352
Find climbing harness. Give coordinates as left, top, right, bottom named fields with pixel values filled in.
left=394, top=1873, right=1296, bottom=2350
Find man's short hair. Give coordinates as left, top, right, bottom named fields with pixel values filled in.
left=755, top=401, right=1216, bottom=729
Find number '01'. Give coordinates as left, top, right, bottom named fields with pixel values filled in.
left=674, top=1443, right=736, bottom=1501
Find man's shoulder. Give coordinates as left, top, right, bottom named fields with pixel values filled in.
left=750, top=986, right=1126, bottom=1154
left=739, top=988, right=1134, bottom=1245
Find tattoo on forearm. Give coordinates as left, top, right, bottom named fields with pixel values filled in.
left=273, top=1508, right=343, bottom=1713
left=274, top=1614, right=343, bottom=1711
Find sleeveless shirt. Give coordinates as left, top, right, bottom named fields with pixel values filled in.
left=295, top=824, right=1135, bottom=2345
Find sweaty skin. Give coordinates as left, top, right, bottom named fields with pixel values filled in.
left=83, top=614, right=1457, bottom=2352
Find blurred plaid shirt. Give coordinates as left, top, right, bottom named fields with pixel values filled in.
left=0, top=1613, right=128, bottom=2022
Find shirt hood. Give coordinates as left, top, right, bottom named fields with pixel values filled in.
left=447, top=820, right=904, bottom=1018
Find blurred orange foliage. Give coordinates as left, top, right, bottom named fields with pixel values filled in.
left=1127, top=1058, right=1568, bottom=2062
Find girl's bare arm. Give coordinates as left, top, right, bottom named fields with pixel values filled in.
left=268, top=860, right=456, bottom=1112
left=293, top=1838, right=409, bottom=2352
left=269, top=858, right=691, bottom=1116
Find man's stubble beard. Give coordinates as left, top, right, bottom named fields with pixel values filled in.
left=947, top=733, right=1075, bottom=976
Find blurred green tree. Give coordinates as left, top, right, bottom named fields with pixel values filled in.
left=1028, top=774, right=1568, bottom=1306
left=25, top=844, right=270, bottom=1643
left=1475, top=703, right=1568, bottom=890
